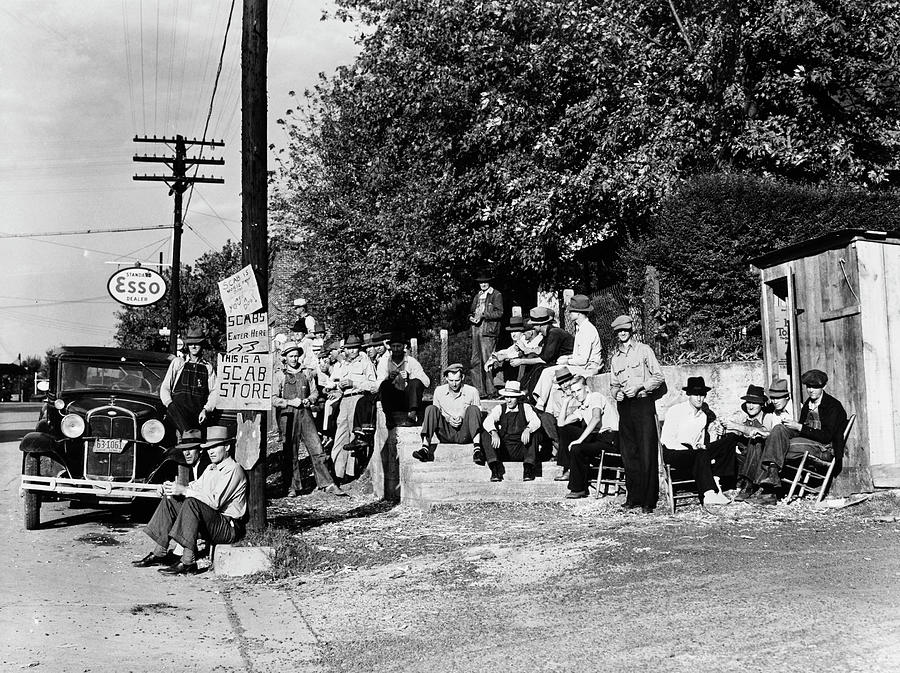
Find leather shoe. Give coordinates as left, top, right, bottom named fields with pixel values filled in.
left=752, top=490, right=778, bottom=505
left=472, top=448, right=486, bottom=466
left=553, top=469, right=569, bottom=482
left=158, top=562, right=200, bottom=575
left=132, top=552, right=176, bottom=568
left=620, top=502, right=640, bottom=511
left=522, top=463, right=536, bottom=482
left=641, top=506, right=655, bottom=514
left=489, top=463, right=504, bottom=482
left=566, top=490, right=588, bottom=499
left=412, top=447, right=434, bottom=462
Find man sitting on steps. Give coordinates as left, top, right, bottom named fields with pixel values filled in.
left=482, top=380, right=542, bottom=483
left=415, top=363, right=483, bottom=464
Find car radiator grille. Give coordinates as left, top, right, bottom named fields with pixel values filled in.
left=85, top=410, right=136, bottom=481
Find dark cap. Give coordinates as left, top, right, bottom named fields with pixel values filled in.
left=801, top=369, right=828, bottom=387
left=443, top=363, right=465, bottom=376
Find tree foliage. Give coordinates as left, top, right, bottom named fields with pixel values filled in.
left=113, top=242, right=242, bottom=352
left=624, top=173, right=900, bottom=358
left=271, top=0, right=900, bottom=333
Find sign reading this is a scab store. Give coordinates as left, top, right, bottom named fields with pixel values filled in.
left=107, top=266, right=167, bottom=307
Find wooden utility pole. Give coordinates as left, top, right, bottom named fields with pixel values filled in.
left=133, top=135, right=224, bottom=352
left=242, top=0, right=268, bottom=531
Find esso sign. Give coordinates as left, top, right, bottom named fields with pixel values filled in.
left=107, top=267, right=167, bottom=307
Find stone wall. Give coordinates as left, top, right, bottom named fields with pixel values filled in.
left=586, top=360, right=766, bottom=419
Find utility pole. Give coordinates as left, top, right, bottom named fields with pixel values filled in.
left=133, top=135, right=224, bottom=352
left=242, top=0, right=268, bottom=531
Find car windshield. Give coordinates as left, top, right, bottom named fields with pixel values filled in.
left=59, top=359, right=168, bottom=395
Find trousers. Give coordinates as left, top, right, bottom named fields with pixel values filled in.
left=420, top=404, right=483, bottom=446
left=557, top=421, right=587, bottom=470
left=470, top=324, right=497, bottom=396
left=283, top=408, right=334, bottom=491
left=568, top=430, right=619, bottom=493
left=617, top=396, right=659, bottom=509
left=146, top=496, right=242, bottom=553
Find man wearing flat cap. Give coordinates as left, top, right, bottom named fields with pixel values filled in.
left=743, top=369, right=848, bottom=504
left=273, top=342, right=345, bottom=497
left=609, top=314, right=665, bottom=513
left=416, top=363, right=483, bottom=463
left=532, top=294, right=603, bottom=414
left=159, top=328, right=218, bottom=433
left=512, top=306, right=574, bottom=397
left=469, top=273, right=504, bottom=398
left=133, top=426, right=246, bottom=575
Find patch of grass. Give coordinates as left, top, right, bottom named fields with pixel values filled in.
left=849, top=489, right=900, bottom=517
left=241, top=527, right=324, bottom=577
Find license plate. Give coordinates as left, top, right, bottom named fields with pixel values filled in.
left=93, top=438, right=125, bottom=453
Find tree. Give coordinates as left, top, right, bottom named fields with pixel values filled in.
left=272, top=0, right=900, bottom=333
left=114, top=242, right=242, bottom=352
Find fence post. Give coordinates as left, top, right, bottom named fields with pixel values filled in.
left=440, top=329, right=449, bottom=373
left=410, top=337, right=418, bottom=359
left=643, top=265, right=660, bottom=344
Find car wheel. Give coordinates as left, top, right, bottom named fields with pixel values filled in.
left=24, top=454, right=42, bottom=530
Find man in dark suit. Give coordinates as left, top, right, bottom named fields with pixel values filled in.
left=468, top=273, right=504, bottom=398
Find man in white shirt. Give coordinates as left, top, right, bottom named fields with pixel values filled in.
left=326, top=335, right=378, bottom=478
left=377, top=333, right=430, bottom=427
left=532, top=295, right=603, bottom=413
left=292, top=297, right=316, bottom=337
left=484, top=315, right=542, bottom=384
left=133, top=426, right=247, bottom=575
left=483, top=380, right=541, bottom=482
left=560, top=375, right=619, bottom=499
left=660, top=377, right=731, bottom=506
left=416, top=363, right=483, bottom=463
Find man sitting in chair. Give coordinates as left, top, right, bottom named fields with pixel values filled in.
left=482, top=380, right=541, bottom=483
left=707, top=384, right=770, bottom=501
left=742, top=369, right=847, bottom=505
left=659, top=377, right=732, bottom=506
left=133, top=426, right=246, bottom=575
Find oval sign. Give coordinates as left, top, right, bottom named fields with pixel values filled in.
left=107, top=267, right=167, bottom=307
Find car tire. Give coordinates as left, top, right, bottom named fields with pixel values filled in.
left=24, top=454, right=42, bottom=531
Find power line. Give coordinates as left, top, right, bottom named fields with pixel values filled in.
left=154, top=0, right=160, bottom=130
left=0, top=225, right=171, bottom=239
left=193, top=187, right=239, bottom=239
left=121, top=0, right=137, bottom=131
left=139, top=0, right=146, bottom=130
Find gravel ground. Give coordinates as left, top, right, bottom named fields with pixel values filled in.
left=231, top=460, right=900, bottom=673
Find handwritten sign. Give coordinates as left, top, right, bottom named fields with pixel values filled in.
left=215, top=353, right=272, bottom=411
left=218, top=265, right=263, bottom=317
left=226, top=312, right=270, bottom=354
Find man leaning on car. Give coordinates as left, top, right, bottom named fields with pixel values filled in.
left=132, top=425, right=246, bottom=575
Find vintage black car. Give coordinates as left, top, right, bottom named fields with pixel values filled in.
left=19, top=346, right=181, bottom=529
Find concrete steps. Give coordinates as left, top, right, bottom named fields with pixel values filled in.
left=395, top=426, right=568, bottom=509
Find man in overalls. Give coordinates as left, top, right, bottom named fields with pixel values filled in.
left=272, top=342, right=345, bottom=497
left=482, top=380, right=542, bottom=482
left=159, top=328, right=217, bottom=433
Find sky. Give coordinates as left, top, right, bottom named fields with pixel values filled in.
left=0, top=0, right=359, bottom=363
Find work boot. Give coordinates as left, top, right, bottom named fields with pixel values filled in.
left=412, top=446, right=434, bottom=462
left=758, top=462, right=781, bottom=488
left=489, top=462, right=504, bottom=482
left=733, top=478, right=754, bottom=502
left=753, top=489, right=778, bottom=505
left=522, top=463, right=536, bottom=482
left=553, top=468, right=570, bottom=482
left=472, top=447, right=486, bottom=466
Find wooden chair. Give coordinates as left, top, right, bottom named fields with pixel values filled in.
left=657, top=415, right=699, bottom=514
left=783, top=413, right=855, bottom=503
left=594, top=449, right=627, bottom=498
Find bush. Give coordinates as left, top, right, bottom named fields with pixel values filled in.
left=624, top=173, right=900, bottom=361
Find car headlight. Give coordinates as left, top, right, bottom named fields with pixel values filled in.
left=60, top=413, right=85, bottom=438
left=53, top=399, right=65, bottom=410
left=141, top=419, right=166, bottom=444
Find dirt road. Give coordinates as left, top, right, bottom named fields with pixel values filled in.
left=3, top=402, right=899, bottom=672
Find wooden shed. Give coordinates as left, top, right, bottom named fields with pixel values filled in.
left=751, top=229, right=900, bottom=494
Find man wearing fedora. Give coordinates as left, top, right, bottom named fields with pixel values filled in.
left=484, top=314, right=543, bottom=385
left=763, top=378, right=794, bottom=426
left=532, top=294, right=603, bottom=413
left=482, top=380, right=542, bottom=482
left=742, top=369, right=848, bottom=504
left=159, top=328, right=218, bottom=433
left=469, top=273, right=504, bottom=398
left=377, top=332, right=430, bottom=426
left=325, top=334, right=378, bottom=479
left=133, top=426, right=246, bottom=575
left=163, top=429, right=210, bottom=481
left=609, top=314, right=665, bottom=513
left=273, top=342, right=346, bottom=497
left=511, top=306, right=574, bottom=397
left=659, top=377, right=732, bottom=506
left=415, top=363, right=483, bottom=463
left=292, top=297, right=316, bottom=337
